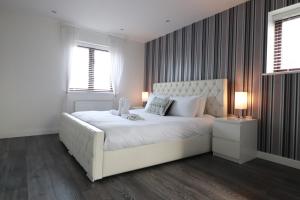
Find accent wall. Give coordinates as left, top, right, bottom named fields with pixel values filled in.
left=145, top=0, right=300, bottom=160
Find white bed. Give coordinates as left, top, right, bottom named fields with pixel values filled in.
left=59, top=79, right=228, bottom=181
left=72, top=109, right=215, bottom=151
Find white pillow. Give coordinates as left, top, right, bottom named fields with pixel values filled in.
left=168, top=96, right=200, bottom=117
left=145, top=93, right=169, bottom=110
left=196, top=97, right=207, bottom=117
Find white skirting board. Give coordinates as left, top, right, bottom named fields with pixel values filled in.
left=0, top=129, right=58, bottom=139
left=257, top=151, right=300, bottom=170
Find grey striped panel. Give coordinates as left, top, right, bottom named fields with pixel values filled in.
left=145, top=0, right=300, bottom=161
left=261, top=74, right=300, bottom=160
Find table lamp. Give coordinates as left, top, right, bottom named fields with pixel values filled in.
left=235, top=92, right=247, bottom=118
left=142, top=92, right=149, bottom=107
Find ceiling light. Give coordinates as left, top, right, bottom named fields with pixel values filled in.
left=120, top=28, right=124, bottom=31
left=51, top=10, right=57, bottom=14
left=165, top=19, right=171, bottom=23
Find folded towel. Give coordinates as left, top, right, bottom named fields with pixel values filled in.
left=121, top=114, right=144, bottom=121
left=118, top=97, right=130, bottom=115
left=110, top=97, right=131, bottom=116
left=110, top=109, right=120, bottom=116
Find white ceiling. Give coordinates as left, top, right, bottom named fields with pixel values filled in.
left=0, top=0, right=248, bottom=43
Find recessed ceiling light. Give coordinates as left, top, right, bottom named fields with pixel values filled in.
left=120, top=28, right=124, bottom=31
left=165, top=19, right=171, bottom=23
left=51, top=10, right=57, bottom=14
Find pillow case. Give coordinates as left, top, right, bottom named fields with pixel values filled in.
left=168, top=96, right=207, bottom=117
left=145, top=97, right=173, bottom=116
left=145, top=93, right=169, bottom=110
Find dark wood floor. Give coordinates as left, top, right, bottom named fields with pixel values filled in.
left=1, top=134, right=300, bottom=200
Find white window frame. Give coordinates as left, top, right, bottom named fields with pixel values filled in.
left=68, top=41, right=113, bottom=93
left=77, top=41, right=110, bottom=52
left=265, top=3, right=300, bottom=75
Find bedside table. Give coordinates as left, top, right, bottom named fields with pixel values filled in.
left=212, top=117, right=257, bottom=164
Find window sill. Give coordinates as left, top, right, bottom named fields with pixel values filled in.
left=67, top=90, right=114, bottom=95
left=262, top=70, right=300, bottom=76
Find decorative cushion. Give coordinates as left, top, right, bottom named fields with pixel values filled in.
left=145, top=97, right=173, bottom=116
left=145, top=93, right=169, bottom=111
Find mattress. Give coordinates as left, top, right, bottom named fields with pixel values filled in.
left=72, top=109, right=214, bottom=151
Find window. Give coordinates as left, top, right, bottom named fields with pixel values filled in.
left=267, top=3, right=300, bottom=74
left=274, top=16, right=300, bottom=72
left=69, top=44, right=112, bottom=92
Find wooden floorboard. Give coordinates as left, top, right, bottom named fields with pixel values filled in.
left=1, top=134, right=300, bottom=200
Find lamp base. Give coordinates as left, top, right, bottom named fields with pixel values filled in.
left=236, top=109, right=244, bottom=119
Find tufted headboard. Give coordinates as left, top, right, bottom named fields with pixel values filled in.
left=153, top=79, right=228, bottom=117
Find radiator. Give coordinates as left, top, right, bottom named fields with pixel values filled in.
left=74, top=100, right=114, bottom=112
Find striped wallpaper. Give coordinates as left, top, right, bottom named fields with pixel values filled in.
left=261, top=74, right=300, bottom=160
left=145, top=0, right=300, bottom=160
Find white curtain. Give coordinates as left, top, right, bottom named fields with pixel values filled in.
left=61, top=24, right=77, bottom=112
left=61, top=24, right=77, bottom=91
left=109, top=36, right=125, bottom=96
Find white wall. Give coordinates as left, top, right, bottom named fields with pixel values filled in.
left=0, top=8, right=145, bottom=139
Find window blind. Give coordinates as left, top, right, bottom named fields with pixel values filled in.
left=273, top=20, right=283, bottom=72
left=69, top=46, right=112, bottom=92
left=273, top=15, right=300, bottom=73
left=88, top=48, right=95, bottom=90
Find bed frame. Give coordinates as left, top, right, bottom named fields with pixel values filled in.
left=59, top=79, right=228, bottom=181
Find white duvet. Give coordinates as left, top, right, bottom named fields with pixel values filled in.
left=72, top=109, right=214, bottom=151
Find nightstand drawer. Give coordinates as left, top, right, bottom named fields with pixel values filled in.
left=213, top=122, right=240, bottom=141
left=213, top=138, right=240, bottom=159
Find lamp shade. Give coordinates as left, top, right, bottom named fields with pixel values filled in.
left=142, top=92, right=149, bottom=102
left=235, top=92, right=247, bottom=110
